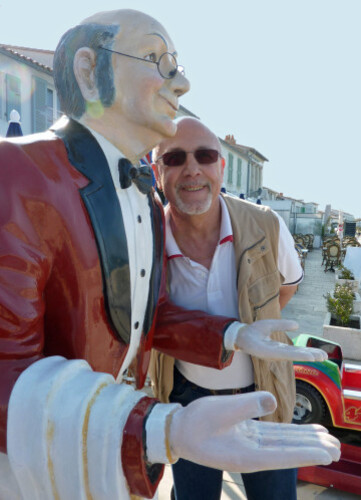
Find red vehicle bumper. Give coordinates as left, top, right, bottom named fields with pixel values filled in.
left=298, top=443, right=361, bottom=495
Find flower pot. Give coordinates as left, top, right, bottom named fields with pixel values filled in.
left=335, top=274, right=360, bottom=292
left=323, top=312, right=361, bottom=360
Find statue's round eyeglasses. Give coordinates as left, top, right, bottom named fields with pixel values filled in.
left=99, top=46, right=185, bottom=80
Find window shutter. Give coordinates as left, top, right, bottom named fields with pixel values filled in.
left=227, top=153, right=234, bottom=184
left=32, top=77, right=47, bottom=133
left=237, top=158, right=242, bottom=188
left=0, top=72, right=3, bottom=120
left=46, top=88, right=54, bottom=128
left=6, top=74, right=21, bottom=119
left=56, top=93, right=63, bottom=120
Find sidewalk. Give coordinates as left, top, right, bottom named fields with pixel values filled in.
left=282, top=247, right=336, bottom=338
left=157, top=248, right=360, bottom=499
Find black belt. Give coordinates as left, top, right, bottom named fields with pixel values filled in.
left=174, top=366, right=255, bottom=396
left=208, top=384, right=256, bottom=396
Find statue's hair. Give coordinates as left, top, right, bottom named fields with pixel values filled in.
left=53, top=23, right=119, bottom=118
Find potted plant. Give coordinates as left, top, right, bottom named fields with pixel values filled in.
left=328, top=283, right=361, bottom=315
left=323, top=283, right=361, bottom=360
left=335, top=264, right=360, bottom=292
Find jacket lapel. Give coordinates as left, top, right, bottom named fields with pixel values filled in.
left=143, top=195, right=164, bottom=334
left=53, top=118, right=132, bottom=344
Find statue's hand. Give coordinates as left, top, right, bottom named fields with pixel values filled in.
left=169, top=392, right=340, bottom=472
left=235, top=319, right=327, bottom=361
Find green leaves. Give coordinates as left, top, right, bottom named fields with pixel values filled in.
left=326, top=283, right=354, bottom=326
left=337, top=265, right=354, bottom=280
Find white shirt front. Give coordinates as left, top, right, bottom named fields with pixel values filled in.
left=89, top=129, right=153, bottom=379
left=166, top=197, right=303, bottom=390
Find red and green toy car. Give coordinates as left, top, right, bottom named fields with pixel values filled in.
left=293, top=334, right=361, bottom=495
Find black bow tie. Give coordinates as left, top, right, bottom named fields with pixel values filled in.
left=118, top=158, right=153, bottom=195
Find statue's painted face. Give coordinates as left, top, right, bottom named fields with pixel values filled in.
left=109, top=15, right=190, bottom=138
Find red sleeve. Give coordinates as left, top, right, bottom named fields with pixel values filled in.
left=0, top=143, right=50, bottom=452
left=121, top=396, right=164, bottom=498
left=153, top=296, right=235, bottom=368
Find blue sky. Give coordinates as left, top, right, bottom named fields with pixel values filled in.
left=1, top=0, right=360, bottom=217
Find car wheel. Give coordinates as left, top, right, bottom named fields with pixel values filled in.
left=293, top=380, right=326, bottom=424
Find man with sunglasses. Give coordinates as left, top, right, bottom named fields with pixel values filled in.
left=0, top=9, right=339, bottom=500
left=151, top=117, right=306, bottom=500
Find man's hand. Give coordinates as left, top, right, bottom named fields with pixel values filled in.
left=235, top=319, right=328, bottom=361
left=169, top=392, right=340, bottom=473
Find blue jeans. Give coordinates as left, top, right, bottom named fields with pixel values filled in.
left=170, top=367, right=297, bottom=500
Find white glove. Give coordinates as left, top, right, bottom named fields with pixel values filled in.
left=233, top=319, right=327, bottom=361
left=169, top=391, right=340, bottom=473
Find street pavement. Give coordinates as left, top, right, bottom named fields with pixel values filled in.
left=156, top=248, right=360, bottom=499
left=281, top=247, right=336, bottom=338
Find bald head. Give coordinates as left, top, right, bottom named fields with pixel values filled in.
left=80, top=9, right=170, bottom=47
left=54, top=10, right=159, bottom=118
left=153, top=117, right=222, bottom=162
left=153, top=117, right=225, bottom=217
left=53, top=8, right=190, bottom=158
left=54, top=9, right=179, bottom=118
left=81, top=9, right=163, bottom=30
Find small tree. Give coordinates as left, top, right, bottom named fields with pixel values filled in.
left=326, top=283, right=354, bottom=326
left=337, top=265, right=354, bottom=280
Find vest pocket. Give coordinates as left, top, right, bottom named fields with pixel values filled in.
left=248, top=270, right=281, bottom=320
left=253, top=293, right=279, bottom=321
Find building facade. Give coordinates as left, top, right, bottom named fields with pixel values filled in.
left=222, top=134, right=267, bottom=199
left=0, top=45, right=62, bottom=137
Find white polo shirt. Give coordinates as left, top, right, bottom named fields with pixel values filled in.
left=166, top=196, right=303, bottom=390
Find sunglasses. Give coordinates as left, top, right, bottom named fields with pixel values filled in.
left=157, top=148, right=221, bottom=167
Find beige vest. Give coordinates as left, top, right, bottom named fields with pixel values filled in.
left=149, top=195, right=296, bottom=423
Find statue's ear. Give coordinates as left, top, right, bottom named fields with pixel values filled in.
left=73, top=47, right=100, bottom=101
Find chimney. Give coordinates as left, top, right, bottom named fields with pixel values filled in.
left=225, top=134, right=236, bottom=145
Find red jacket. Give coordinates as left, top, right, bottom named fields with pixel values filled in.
left=0, top=118, right=234, bottom=497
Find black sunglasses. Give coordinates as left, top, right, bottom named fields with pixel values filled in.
left=157, top=148, right=221, bottom=167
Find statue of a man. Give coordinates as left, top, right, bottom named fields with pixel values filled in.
left=0, top=9, right=339, bottom=500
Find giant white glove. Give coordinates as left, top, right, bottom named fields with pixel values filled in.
left=233, top=319, right=327, bottom=361
left=169, top=391, right=340, bottom=472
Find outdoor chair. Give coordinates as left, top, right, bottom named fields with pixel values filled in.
left=294, top=235, right=306, bottom=248
left=295, top=245, right=306, bottom=274
left=322, top=237, right=340, bottom=266
left=302, top=234, right=311, bottom=249
left=306, top=233, right=314, bottom=250
left=344, top=238, right=360, bottom=248
left=324, top=243, right=341, bottom=272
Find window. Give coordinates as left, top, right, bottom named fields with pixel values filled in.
left=32, top=77, right=56, bottom=133
left=56, top=94, right=63, bottom=120
left=227, top=153, right=234, bottom=184
left=236, top=158, right=242, bottom=188
left=254, top=165, right=260, bottom=191
left=0, top=72, right=3, bottom=120
left=46, top=88, right=54, bottom=128
left=6, top=74, right=21, bottom=120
